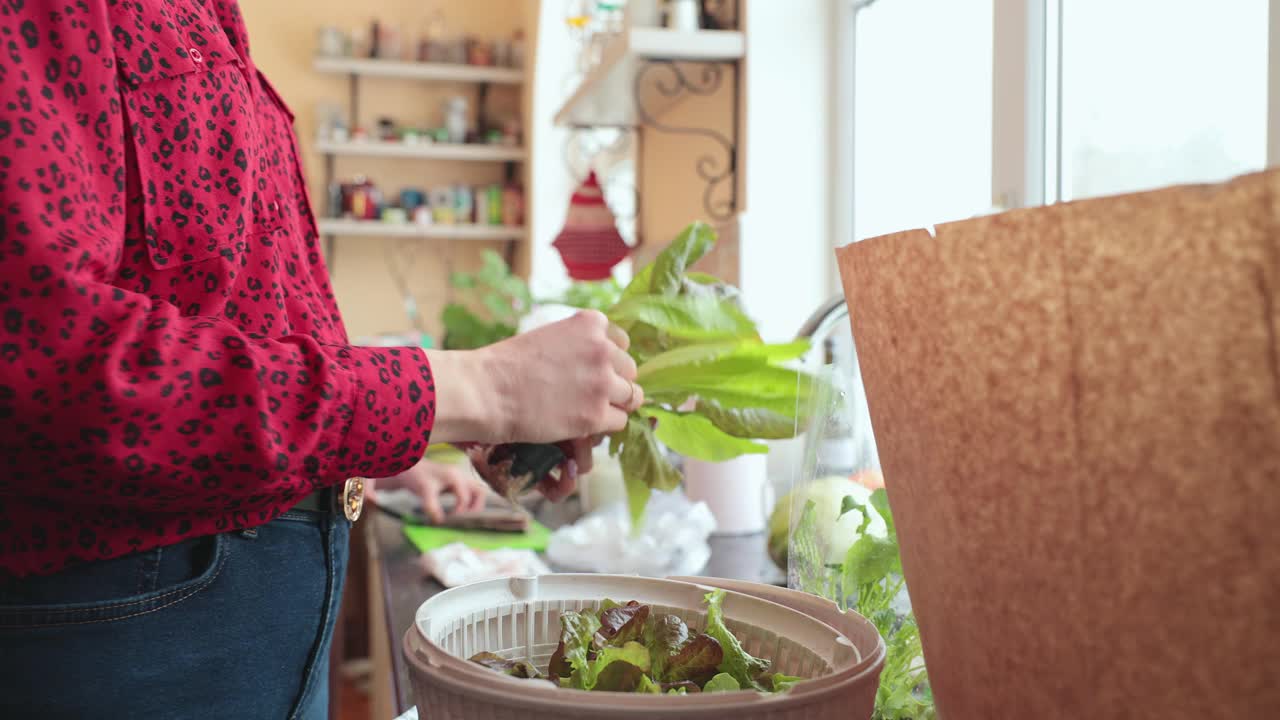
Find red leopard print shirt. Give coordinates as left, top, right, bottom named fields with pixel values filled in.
left=0, top=0, right=436, bottom=576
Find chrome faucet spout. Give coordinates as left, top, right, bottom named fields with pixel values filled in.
left=796, top=295, right=848, bottom=341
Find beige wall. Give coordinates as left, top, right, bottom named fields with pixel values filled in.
left=239, top=0, right=531, bottom=340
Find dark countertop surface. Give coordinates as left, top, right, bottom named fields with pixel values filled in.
left=371, top=497, right=784, bottom=716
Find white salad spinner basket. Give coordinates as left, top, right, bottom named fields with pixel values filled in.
left=403, top=574, right=886, bottom=720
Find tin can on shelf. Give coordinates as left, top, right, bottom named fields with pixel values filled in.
left=349, top=180, right=381, bottom=220
left=377, top=117, right=397, bottom=142
left=431, top=187, right=456, bottom=224
left=466, top=37, right=493, bottom=66
left=475, top=188, right=489, bottom=228
left=485, top=185, right=503, bottom=225
left=502, top=183, right=523, bottom=227
left=400, top=188, right=425, bottom=213
left=328, top=182, right=344, bottom=219
left=453, top=185, right=474, bottom=224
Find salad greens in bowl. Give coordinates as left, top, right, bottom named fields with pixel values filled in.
left=468, top=589, right=802, bottom=694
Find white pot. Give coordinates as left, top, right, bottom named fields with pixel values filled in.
left=683, top=453, right=772, bottom=535
left=578, top=447, right=625, bottom=514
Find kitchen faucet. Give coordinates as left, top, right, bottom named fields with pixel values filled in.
left=796, top=295, right=848, bottom=344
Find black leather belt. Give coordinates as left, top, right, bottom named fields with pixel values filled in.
left=292, top=478, right=366, bottom=521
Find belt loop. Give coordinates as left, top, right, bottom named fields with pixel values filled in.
left=136, top=546, right=163, bottom=594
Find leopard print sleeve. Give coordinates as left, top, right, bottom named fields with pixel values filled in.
left=0, top=1, right=434, bottom=575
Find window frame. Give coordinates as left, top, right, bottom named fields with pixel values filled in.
left=1270, top=0, right=1280, bottom=168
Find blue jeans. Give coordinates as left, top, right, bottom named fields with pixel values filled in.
left=0, top=507, right=349, bottom=719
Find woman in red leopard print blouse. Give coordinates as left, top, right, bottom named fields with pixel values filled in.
left=0, top=1, right=641, bottom=717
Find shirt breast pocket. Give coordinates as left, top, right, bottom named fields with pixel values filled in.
left=113, top=4, right=284, bottom=270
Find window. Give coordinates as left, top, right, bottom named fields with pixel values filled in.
left=836, top=0, right=1280, bottom=245
left=1055, top=0, right=1271, bottom=201
left=846, top=0, right=996, bottom=242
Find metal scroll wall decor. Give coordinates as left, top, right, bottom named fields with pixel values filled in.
left=633, top=60, right=737, bottom=221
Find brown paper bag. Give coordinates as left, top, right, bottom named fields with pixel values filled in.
left=836, top=170, right=1279, bottom=719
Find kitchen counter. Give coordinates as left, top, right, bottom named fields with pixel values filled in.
left=365, top=498, right=784, bottom=716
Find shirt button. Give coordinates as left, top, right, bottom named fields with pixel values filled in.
left=189, top=48, right=203, bottom=63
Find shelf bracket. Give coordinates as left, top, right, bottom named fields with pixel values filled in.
left=633, top=60, right=738, bottom=222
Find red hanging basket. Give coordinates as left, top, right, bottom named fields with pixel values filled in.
left=553, top=171, right=631, bottom=281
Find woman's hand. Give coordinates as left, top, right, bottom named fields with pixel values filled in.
left=427, top=310, right=644, bottom=444
left=366, top=458, right=489, bottom=525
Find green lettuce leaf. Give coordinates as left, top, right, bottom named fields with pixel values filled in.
left=588, top=638, right=650, bottom=691
left=662, top=633, right=724, bottom=686
left=639, top=356, right=811, bottom=399
left=638, top=407, right=767, bottom=462
left=623, top=468, right=652, bottom=531
left=636, top=344, right=813, bottom=419
left=621, top=264, right=655, bottom=301
left=875, top=616, right=932, bottom=719
left=650, top=222, right=716, bottom=296
left=645, top=370, right=812, bottom=419
left=586, top=641, right=651, bottom=691
left=870, top=488, right=896, bottom=537
left=683, top=271, right=721, bottom=286
left=623, top=323, right=671, bottom=366
left=636, top=340, right=809, bottom=380
left=703, top=673, right=741, bottom=693
left=770, top=673, right=803, bottom=692
left=840, top=495, right=864, bottom=522
left=612, top=416, right=681, bottom=528
left=635, top=675, right=662, bottom=694
left=608, top=294, right=758, bottom=342
left=560, top=278, right=623, bottom=311
left=696, top=399, right=800, bottom=440
left=702, top=590, right=770, bottom=690
left=842, top=534, right=901, bottom=593
left=557, top=611, right=603, bottom=689
left=839, top=491, right=902, bottom=596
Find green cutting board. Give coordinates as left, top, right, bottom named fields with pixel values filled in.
left=402, top=520, right=552, bottom=554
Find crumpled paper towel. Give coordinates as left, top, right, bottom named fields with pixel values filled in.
left=546, top=490, right=716, bottom=577
left=419, top=542, right=551, bottom=588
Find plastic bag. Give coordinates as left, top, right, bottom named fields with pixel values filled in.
left=787, top=325, right=931, bottom=718
left=786, top=328, right=885, bottom=597
left=419, top=543, right=551, bottom=588
left=545, top=490, right=715, bottom=577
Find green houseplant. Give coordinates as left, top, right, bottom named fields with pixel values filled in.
left=441, top=251, right=624, bottom=350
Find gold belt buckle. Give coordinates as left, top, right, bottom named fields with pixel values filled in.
left=340, top=477, right=366, bottom=522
